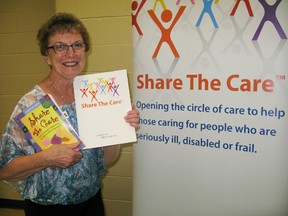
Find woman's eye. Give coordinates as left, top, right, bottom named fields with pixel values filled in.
left=55, top=44, right=66, bottom=49
left=73, top=43, right=83, bottom=48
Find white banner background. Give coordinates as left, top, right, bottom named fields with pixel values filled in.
left=133, top=1, right=288, bottom=215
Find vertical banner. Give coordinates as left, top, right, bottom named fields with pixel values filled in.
left=132, top=1, right=288, bottom=216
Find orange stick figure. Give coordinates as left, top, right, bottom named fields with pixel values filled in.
left=148, top=6, right=186, bottom=58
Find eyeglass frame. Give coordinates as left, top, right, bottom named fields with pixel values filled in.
left=46, top=41, right=86, bottom=54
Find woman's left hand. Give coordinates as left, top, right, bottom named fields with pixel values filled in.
left=125, top=104, right=140, bottom=129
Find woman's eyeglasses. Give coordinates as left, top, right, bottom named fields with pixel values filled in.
left=47, top=42, right=86, bottom=54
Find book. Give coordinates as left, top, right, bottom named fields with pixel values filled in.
left=73, top=69, right=137, bottom=149
left=14, top=94, right=84, bottom=152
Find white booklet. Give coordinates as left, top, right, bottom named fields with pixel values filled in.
left=73, top=69, right=137, bottom=149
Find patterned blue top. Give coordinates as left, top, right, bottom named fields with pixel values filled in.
left=0, top=85, right=106, bottom=205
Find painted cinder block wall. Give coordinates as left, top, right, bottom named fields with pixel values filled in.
left=0, top=0, right=135, bottom=216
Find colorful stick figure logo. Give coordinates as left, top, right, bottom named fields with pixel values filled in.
left=148, top=6, right=186, bottom=58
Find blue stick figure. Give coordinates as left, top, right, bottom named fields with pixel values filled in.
left=196, top=0, right=219, bottom=29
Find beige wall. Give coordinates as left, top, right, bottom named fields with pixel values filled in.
left=0, top=0, right=134, bottom=216
left=0, top=0, right=55, bottom=215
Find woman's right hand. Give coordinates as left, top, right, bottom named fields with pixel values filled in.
left=0, top=142, right=83, bottom=181
left=43, top=142, right=83, bottom=168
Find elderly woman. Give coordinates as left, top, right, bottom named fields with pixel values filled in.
left=0, top=13, right=139, bottom=216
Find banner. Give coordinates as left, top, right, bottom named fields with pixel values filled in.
left=132, top=1, right=288, bottom=215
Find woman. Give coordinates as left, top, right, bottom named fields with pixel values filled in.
left=0, top=13, right=139, bottom=216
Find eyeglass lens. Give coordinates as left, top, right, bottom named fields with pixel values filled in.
left=49, top=42, right=85, bottom=54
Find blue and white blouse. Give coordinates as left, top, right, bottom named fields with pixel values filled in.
left=0, top=85, right=106, bottom=205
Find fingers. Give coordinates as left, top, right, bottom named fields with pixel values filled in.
left=66, top=141, right=82, bottom=150
left=125, top=110, right=139, bottom=118
left=125, top=108, right=140, bottom=129
left=45, top=144, right=83, bottom=168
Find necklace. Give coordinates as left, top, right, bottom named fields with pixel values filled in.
left=47, top=76, right=76, bottom=113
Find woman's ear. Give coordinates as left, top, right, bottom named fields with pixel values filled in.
left=43, top=54, right=51, bottom=66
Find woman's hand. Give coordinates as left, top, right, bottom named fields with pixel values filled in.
left=124, top=104, right=140, bottom=129
left=0, top=142, right=83, bottom=181
left=43, top=142, right=83, bottom=168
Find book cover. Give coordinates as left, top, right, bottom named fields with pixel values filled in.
left=73, top=69, right=137, bottom=149
left=14, top=94, right=84, bottom=152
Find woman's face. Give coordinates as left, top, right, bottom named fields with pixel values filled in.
left=44, top=31, right=86, bottom=79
